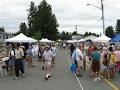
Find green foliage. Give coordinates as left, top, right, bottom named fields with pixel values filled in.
left=19, top=22, right=28, bottom=35
left=0, top=27, right=5, bottom=32
left=84, top=32, right=98, bottom=36
left=72, top=31, right=77, bottom=35
left=105, top=26, right=114, bottom=38
left=0, top=42, right=3, bottom=49
left=27, top=1, right=37, bottom=36
left=27, top=0, right=59, bottom=40
left=32, top=32, right=42, bottom=40
left=116, top=19, right=120, bottom=34
left=60, top=31, right=72, bottom=40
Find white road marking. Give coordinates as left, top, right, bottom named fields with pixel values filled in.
left=65, top=52, right=84, bottom=90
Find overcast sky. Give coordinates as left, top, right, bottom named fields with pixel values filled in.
left=0, top=0, right=120, bottom=34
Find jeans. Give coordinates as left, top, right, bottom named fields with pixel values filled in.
left=15, top=59, right=24, bottom=77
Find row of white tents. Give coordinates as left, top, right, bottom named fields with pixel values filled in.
left=5, top=33, right=111, bottom=43
left=5, top=33, right=53, bottom=43
left=67, top=35, right=111, bottom=43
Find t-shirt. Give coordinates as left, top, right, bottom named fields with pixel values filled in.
left=15, top=48, right=24, bottom=60
left=26, top=49, right=32, bottom=56
left=42, top=50, right=54, bottom=61
left=91, top=51, right=101, bottom=62
left=73, top=48, right=83, bottom=61
left=51, top=47, right=58, bottom=57
left=109, top=53, right=117, bottom=65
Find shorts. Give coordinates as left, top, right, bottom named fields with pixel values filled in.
left=45, top=60, right=51, bottom=67
left=9, top=58, right=15, bottom=65
left=92, top=61, right=100, bottom=72
left=109, top=65, right=115, bottom=70
left=102, top=65, right=108, bottom=72
left=77, top=60, right=83, bottom=67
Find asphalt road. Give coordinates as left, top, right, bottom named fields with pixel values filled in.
left=0, top=48, right=120, bottom=90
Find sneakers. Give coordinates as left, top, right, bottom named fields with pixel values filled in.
left=21, top=73, right=25, bottom=77
left=93, top=77, right=101, bottom=82
left=76, top=73, right=82, bottom=77
left=93, top=78, right=98, bottom=82
left=47, top=73, right=51, bottom=78
left=45, top=74, right=51, bottom=80
left=14, top=77, right=20, bottom=80
left=97, top=77, right=101, bottom=81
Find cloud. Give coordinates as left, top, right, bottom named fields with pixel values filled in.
left=0, top=0, right=120, bottom=34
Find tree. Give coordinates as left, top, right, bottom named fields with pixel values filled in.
left=36, top=0, right=59, bottom=40
left=105, top=26, right=114, bottom=38
left=0, top=27, right=5, bottom=32
left=27, top=0, right=59, bottom=40
left=32, top=32, right=42, bottom=40
left=19, top=22, right=28, bottom=35
left=60, top=31, right=72, bottom=40
left=27, top=2, right=37, bottom=36
left=72, top=31, right=77, bottom=35
left=116, top=19, right=120, bottom=34
left=84, top=32, right=89, bottom=36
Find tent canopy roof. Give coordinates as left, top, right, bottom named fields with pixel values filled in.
left=39, top=38, right=52, bottom=43
left=93, top=34, right=111, bottom=42
left=110, top=34, right=120, bottom=42
left=82, top=35, right=98, bottom=41
left=5, top=33, right=37, bottom=42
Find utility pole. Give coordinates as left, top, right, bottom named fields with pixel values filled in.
left=75, top=25, right=78, bottom=39
left=101, top=0, right=105, bottom=34
left=87, top=0, right=105, bottom=35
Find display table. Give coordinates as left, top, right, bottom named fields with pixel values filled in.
left=0, top=57, right=9, bottom=67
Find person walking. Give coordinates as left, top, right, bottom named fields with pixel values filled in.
left=70, top=44, right=75, bottom=56
left=72, top=45, right=83, bottom=77
left=42, top=45, right=54, bottom=80
left=108, top=47, right=117, bottom=79
left=14, top=44, right=25, bottom=79
left=26, top=47, right=34, bottom=68
left=91, top=47, right=101, bottom=82
left=51, top=44, right=58, bottom=67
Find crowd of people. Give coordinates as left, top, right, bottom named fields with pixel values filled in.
left=1, top=42, right=120, bottom=82
left=69, top=43, right=120, bottom=82
left=2, top=43, right=58, bottom=80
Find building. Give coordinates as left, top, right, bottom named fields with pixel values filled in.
left=72, top=35, right=82, bottom=40
left=0, top=31, right=13, bottom=42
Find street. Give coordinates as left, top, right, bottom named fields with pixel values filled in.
left=0, top=48, right=120, bottom=90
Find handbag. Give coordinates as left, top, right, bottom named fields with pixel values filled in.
left=70, top=63, right=77, bottom=73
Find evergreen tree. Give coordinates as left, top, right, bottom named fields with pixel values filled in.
left=105, top=26, right=114, bottom=38
left=0, top=27, right=5, bottom=32
left=72, top=31, right=77, bottom=35
left=116, top=19, right=120, bottom=34
left=36, top=0, right=59, bottom=40
left=19, top=22, right=27, bottom=35
left=84, top=32, right=89, bottom=36
left=27, top=0, right=59, bottom=40
left=27, top=2, right=37, bottom=36
left=60, top=31, right=72, bottom=40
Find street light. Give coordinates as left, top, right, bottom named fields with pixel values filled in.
left=87, top=0, right=105, bottom=35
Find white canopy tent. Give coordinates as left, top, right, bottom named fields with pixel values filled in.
left=93, top=34, right=111, bottom=42
left=67, top=40, right=77, bottom=43
left=77, top=39, right=85, bottom=42
left=39, top=38, right=52, bottom=43
left=5, top=33, right=37, bottom=43
left=82, top=35, right=98, bottom=41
